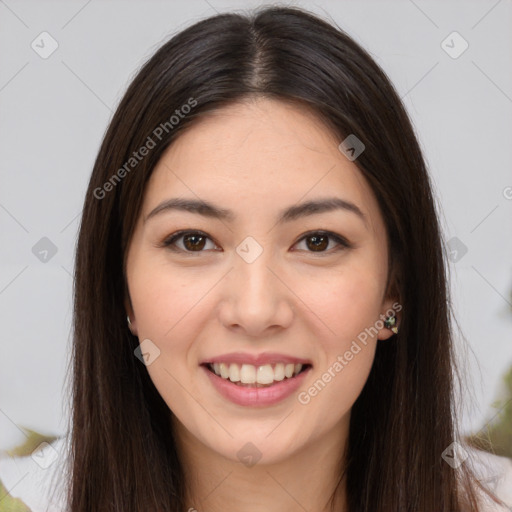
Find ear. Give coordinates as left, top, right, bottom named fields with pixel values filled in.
left=377, top=296, right=402, bottom=341
left=124, top=296, right=138, bottom=336
left=377, top=263, right=401, bottom=340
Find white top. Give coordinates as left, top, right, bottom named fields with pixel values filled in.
left=1, top=437, right=511, bottom=511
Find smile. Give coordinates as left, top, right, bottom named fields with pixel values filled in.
left=207, top=362, right=309, bottom=387
left=201, top=362, right=312, bottom=407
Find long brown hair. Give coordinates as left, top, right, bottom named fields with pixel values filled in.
left=64, top=6, right=503, bottom=511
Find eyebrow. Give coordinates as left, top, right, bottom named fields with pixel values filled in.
left=144, top=196, right=368, bottom=228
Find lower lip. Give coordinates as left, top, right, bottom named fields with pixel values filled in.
left=201, top=365, right=311, bottom=407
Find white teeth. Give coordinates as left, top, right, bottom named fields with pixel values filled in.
left=209, top=362, right=305, bottom=385
left=274, top=363, right=285, bottom=381
left=228, top=363, right=240, bottom=382
left=256, top=364, right=274, bottom=385
left=284, top=363, right=294, bottom=378
left=219, top=363, right=229, bottom=379
left=240, top=364, right=256, bottom=384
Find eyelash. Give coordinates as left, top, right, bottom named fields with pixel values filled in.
left=160, top=229, right=352, bottom=255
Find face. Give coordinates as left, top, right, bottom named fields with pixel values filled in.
left=125, top=97, right=398, bottom=466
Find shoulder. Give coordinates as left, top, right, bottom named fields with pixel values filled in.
left=464, top=445, right=512, bottom=511
left=0, top=436, right=69, bottom=512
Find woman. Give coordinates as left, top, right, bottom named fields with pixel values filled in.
left=15, top=5, right=509, bottom=512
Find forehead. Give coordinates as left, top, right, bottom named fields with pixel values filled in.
left=143, top=98, right=383, bottom=233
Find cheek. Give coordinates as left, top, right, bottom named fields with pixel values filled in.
left=299, top=271, right=381, bottom=413
left=295, top=257, right=384, bottom=402
left=301, top=262, right=385, bottom=345
left=130, top=262, right=213, bottom=341
left=129, top=266, right=209, bottom=412
left=128, top=259, right=224, bottom=404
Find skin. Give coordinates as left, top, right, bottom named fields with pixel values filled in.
left=125, top=97, right=399, bottom=512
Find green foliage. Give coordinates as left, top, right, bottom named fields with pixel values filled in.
left=0, top=427, right=60, bottom=512
left=465, top=365, right=512, bottom=458
left=0, top=477, right=31, bottom=512
left=3, top=427, right=58, bottom=458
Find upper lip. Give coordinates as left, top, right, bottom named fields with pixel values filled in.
left=201, top=352, right=312, bottom=367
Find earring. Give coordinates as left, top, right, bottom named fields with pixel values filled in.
left=384, top=314, right=399, bottom=334
left=127, top=316, right=133, bottom=332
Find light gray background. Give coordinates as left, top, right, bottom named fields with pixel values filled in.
left=1, top=0, right=511, bottom=451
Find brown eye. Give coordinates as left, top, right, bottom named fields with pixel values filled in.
left=162, top=230, right=351, bottom=255
left=182, top=233, right=207, bottom=251
left=305, top=234, right=329, bottom=252
left=294, top=231, right=351, bottom=254
left=162, top=230, right=217, bottom=253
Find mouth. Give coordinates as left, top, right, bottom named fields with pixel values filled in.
left=202, top=362, right=312, bottom=388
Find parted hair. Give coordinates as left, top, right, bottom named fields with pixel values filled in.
left=65, top=6, right=502, bottom=511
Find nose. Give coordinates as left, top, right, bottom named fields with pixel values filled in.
left=217, top=248, right=294, bottom=338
